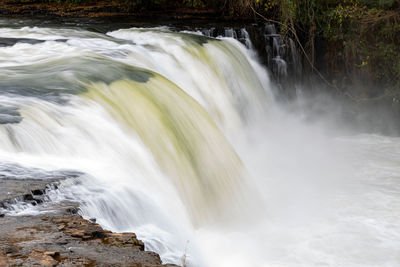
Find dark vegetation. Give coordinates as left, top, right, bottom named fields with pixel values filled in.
left=256, top=0, right=400, bottom=101
left=242, top=0, right=400, bottom=102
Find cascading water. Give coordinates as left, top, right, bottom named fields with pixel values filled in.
left=0, top=20, right=399, bottom=267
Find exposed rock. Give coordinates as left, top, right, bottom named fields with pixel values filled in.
left=29, top=248, right=59, bottom=267
left=0, top=179, right=181, bottom=267
left=0, top=213, right=180, bottom=266
left=0, top=178, right=58, bottom=203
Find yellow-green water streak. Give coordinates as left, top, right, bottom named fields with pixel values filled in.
left=85, top=74, right=245, bottom=224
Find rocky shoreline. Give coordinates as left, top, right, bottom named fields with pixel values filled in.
left=0, top=179, right=179, bottom=267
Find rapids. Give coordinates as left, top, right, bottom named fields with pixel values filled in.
left=0, top=20, right=399, bottom=267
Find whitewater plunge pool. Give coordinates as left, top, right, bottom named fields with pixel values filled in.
left=0, top=18, right=399, bottom=267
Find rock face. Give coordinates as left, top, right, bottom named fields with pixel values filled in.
left=0, top=179, right=180, bottom=267
left=0, top=214, right=178, bottom=266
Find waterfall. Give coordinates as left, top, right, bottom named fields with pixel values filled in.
left=0, top=21, right=399, bottom=267
left=0, top=25, right=271, bottom=266
left=85, top=76, right=246, bottom=224
left=191, top=24, right=300, bottom=95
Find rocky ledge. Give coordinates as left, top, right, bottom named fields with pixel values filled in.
left=0, top=179, right=179, bottom=267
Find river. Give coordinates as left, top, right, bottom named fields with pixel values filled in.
left=0, top=19, right=399, bottom=267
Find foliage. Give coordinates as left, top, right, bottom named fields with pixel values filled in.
left=38, top=0, right=253, bottom=14
left=252, top=0, right=400, bottom=97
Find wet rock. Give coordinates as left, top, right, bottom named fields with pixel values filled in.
left=0, top=213, right=178, bottom=266
left=29, top=248, right=59, bottom=267
left=0, top=178, right=56, bottom=203
left=44, top=250, right=60, bottom=257
left=65, top=207, right=79, bottom=214
left=0, top=178, right=180, bottom=267
left=32, top=189, right=45, bottom=196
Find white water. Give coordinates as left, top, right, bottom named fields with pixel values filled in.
left=0, top=23, right=399, bottom=267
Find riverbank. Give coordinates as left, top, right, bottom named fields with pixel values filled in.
left=0, top=178, right=179, bottom=267
left=0, top=0, right=220, bottom=20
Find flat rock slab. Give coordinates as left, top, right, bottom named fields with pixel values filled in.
left=0, top=214, right=178, bottom=267
left=0, top=178, right=180, bottom=266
